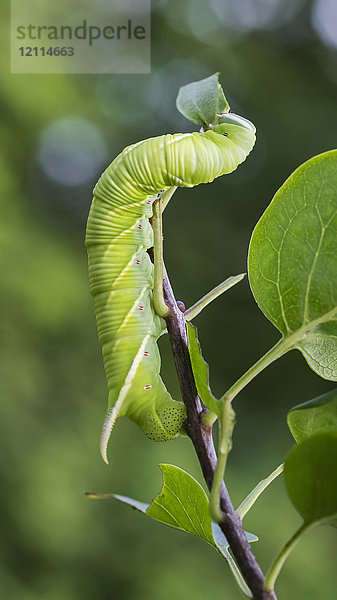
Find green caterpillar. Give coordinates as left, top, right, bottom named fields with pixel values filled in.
left=85, top=114, right=256, bottom=462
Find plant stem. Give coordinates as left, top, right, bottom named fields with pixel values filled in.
left=162, top=267, right=277, bottom=600
left=220, top=338, right=291, bottom=405
left=152, top=199, right=170, bottom=317
left=210, top=338, right=291, bottom=531
left=222, top=305, right=337, bottom=406
left=264, top=521, right=313, bottom=592
left=237, top=464, right=284, bottom=520
left=185, top=274, right=246, bottom=321
left=201, top=409, right=218, bottom=426
left=210, top=398, right=236, bottom=523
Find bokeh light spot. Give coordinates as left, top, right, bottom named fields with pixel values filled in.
left=312, top=0, right=337, bottom=48
left=37, top=118, right=108, bottom=186
left=210, top=0, right=303, bottom=32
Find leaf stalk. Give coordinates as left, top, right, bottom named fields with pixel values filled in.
left=237, top=464, right=284, bottom=520
left=264, top=521, right=314, bottom=592
left=210, top=398, right=236, bottom=523
left=185, top=274, right=246, bottom=321
left=220, top=338, right=291, bottom=405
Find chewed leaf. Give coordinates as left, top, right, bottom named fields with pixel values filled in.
left=176, top=73, right=230, bottom=127
left=288, top=388, right=337, bottom=443
left=86, top=463, right=257, bottom=590
left=147, top=464, right=215, bottom=543
left=187, top=322, right=220, bottom=415
left=248, top=150, right=337, bottom=381
left=86, top=465, right=214, bottom=545
left=284, top=432, right=337, bottom=526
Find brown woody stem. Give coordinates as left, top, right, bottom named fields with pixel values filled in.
left=162, top=270, right=277, bottom=600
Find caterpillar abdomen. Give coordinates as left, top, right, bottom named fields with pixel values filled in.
left=86, top=118, right=256, bottom=461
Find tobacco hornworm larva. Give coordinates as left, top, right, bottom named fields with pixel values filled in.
left=85, top=114, right=256, bottom=461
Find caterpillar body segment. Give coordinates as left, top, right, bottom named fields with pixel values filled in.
left=85, top=114, right=256, bottom=462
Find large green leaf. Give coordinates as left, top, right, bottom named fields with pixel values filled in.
left=86, top=464, right=257, bottom=562
left=288, top=388, right=337, bottom=443
left=248, top=150, right=337, bottom=381
left=187, top=322, right=220, bottom=416
left=176, top=72, right=230, bottom=127
left=284, top=432, right=337, bottom=526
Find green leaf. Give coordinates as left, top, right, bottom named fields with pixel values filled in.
left=87, top=465, right=258, bottom=596
left=284, top=431, right=337, bottom=526
left=176, top=73, right=230, bottom=127
left=86, top=463, right=257, bottom=554
left=148, top=464, right=257, bottom=597
left=146, top=464, right=215, bottom=543
left=187, top=322, right=220, bottom=415
left=288, top=388, right=337, bottom=443
left=248, top=150, right=337, bottom=381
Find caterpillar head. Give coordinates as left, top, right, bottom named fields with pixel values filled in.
left=214, top=112, right=256, bottom=134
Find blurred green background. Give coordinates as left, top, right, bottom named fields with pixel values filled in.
left=1, top=1, right=336, bottom=598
